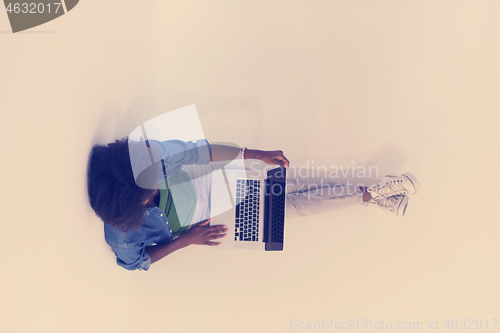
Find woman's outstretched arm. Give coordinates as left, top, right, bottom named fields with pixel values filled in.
left=146, top=219, right=228, bottom=264
left=210, top=144, right=289, bottom=168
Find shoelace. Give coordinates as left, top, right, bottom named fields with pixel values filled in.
left=376, top=178, right=408, bottom=196
left=370, top=195, right=402, bottom=211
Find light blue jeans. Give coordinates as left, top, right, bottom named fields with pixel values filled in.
left=285, top=176, right=365, bottom=219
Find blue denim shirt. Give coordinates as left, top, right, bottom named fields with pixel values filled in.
left=104, top=139, right=211, bottom=271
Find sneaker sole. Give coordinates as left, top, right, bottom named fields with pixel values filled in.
left=397, top=196, right=409, bottom=217
left=402, top=173, right=420, bottom=195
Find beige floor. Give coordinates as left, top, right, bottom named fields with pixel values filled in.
left=1, top=1, right=500, bottom=332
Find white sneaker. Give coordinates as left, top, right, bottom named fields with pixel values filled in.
left=365, top=195, right=409, bottom=217
left=367, top=173, right=420, bottom=199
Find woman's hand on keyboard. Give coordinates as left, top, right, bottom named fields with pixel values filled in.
left=183, top=219, right=228, bottom=246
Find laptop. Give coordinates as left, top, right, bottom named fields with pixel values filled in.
left=209, top=160, right=287, bottom=251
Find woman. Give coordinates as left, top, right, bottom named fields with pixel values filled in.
left=87, top=138, right=419, bottom=271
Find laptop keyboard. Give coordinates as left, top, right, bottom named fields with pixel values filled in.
left=270, top=181, right=286, bottom=243
left=235, top=179, right=261, bottom=242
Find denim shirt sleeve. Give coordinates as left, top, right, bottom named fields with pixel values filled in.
left=104, top=208, right=175, bottom=271
left=111, top=243, right=152, bottom=271
left=149, top=139, right=211, bottom=179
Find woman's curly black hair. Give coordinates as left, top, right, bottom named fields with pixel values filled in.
left=87, top=137, right=158, bottom=232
